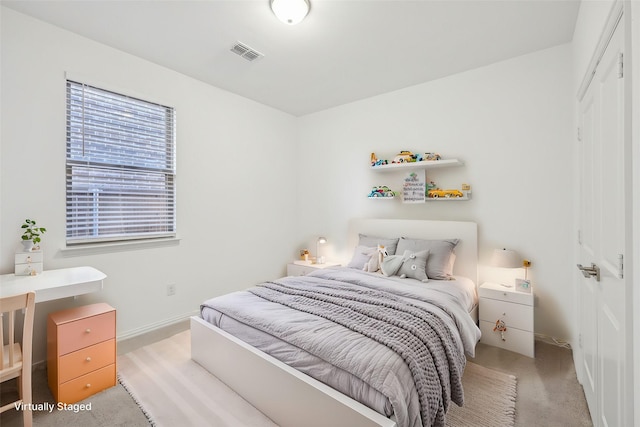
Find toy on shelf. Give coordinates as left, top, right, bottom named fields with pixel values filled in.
left=427, top=188, right=464, bottom=198
left=425, top=179, right=468, bottom=198
left=392, top=151, right=415, bottom=163
left=370, top=152, right=388, bottom=167
left=373, top=151, right=443, bottom=166
left=423, top=152, right=442, bottom=161
left=367, top=186, right=396, bottom=198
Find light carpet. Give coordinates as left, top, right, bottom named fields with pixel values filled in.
left=118, top=330, right=516, bottom=427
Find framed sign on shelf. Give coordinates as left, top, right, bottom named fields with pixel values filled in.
left=402, top=170, right=425, bottom=204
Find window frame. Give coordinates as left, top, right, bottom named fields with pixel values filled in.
left=65, top=79, right=177, bottom=245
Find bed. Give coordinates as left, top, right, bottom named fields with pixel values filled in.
left=191, top=219, right=481, bottom=427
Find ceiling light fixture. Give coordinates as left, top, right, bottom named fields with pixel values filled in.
left=270, top=0, right=310, bottom=25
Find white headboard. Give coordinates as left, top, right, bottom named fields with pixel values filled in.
left=347, top=218, right=478, bottom=285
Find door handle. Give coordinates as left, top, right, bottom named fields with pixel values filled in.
left=577, top=263, right=600, bottom=281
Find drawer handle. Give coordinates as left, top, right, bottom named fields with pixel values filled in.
left=85, top=328, right=91, bottom=333
left=85, top=383, right=91, bottom=389
left=85, top=357, right=92, bottom=362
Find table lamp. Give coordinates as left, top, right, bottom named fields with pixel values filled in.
left=316, top=237, right=327, bottom=264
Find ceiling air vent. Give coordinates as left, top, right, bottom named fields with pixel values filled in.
left=230, top=42, right=264, bottom=62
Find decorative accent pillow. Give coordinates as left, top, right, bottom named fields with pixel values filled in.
left=347, top=245, right=377, bottom=269
left=396, top=238, right=459, bottom=280
left=381, top=250, right=430, bottom=283
left=396, top=250, right=430, bottom=282
left=358, top=234, right=399, bottom=255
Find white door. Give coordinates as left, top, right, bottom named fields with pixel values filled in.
left=577, top=17, right=627, bottom=427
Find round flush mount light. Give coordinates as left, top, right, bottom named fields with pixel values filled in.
left=270, top=0, right=310, bottom=25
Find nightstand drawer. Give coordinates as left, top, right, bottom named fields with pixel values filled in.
left=57, top=311, right=115, bottom=355
left=287, top=263, right=312, bottom=276
left=480, top=320, right=534, bottom=357
left=58, top=339, right=116, bottom=383
left=478, top=283, right=533, bottom=306
left=479, top=298, right=533, bottom=331
left=58, top=364, right=116, bottom=404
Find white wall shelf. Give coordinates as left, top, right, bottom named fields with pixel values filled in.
left=371, top=158, right=463, bottom=172
left=369, top=157, right=469, bottom=202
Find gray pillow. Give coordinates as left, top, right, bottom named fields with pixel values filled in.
left=347, top=245, right=376, bottom=269
left=396, top=250, right=430, bottom=282
left=358, top=234, right=399, bottom=255
left=396, top=238, right=459, bottom=280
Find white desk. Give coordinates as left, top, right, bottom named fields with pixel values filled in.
left=0, top=266, right=106, bottom=302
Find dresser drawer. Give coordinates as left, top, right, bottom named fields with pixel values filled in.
left=479, top=298, right=533, bottom=331
left=58, top=364, right=116, bottom=404
left=15, top=251, right=43, bottom=264
left=480, top=320, right=534, bottom=357
left=478, top=283, right=533, bottom=306
left=58, top=339, right=116, bottom=384
left=56, top=311, right=115, bottom=355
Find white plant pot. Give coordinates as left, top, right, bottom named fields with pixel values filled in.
left=21, top=240, right=34, bottom=252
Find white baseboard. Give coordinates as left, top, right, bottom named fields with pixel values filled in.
left=117, top=309, right=198, bottom=342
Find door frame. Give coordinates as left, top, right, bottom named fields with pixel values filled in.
left=631, top=2, right=640, bottom=423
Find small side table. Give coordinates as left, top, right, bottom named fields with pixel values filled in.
left=286, top=262, right=341, bottom=276
left=478, top=282, right=534, bottom=357
left=47, top=303, right=117, bottom=403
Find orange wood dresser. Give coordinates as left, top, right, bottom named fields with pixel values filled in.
left=47, top=303, right=116, bottom=403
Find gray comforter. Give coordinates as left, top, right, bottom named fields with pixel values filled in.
left=201, top=268, right=481, bottom=427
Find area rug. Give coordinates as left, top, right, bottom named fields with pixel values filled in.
left=118, top=330, right=516, bottom=427
left=446, top=362, right=517, bottom=426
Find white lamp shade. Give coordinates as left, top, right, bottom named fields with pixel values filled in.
left=271, top=0, right=310, bottom=25
left=491, top=248, right=521, bottom=268
left=317, top=236, right=327, bottom=244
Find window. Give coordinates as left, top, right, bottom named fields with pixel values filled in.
left=66, top=80, right=176, bottom=244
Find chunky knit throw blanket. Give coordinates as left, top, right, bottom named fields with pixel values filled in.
left=249, top=280, right=466, bottom=427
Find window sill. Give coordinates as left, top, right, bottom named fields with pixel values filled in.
left=60, top=237, right=181, bottom=257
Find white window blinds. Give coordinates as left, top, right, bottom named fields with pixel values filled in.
left=66, top=80, right=176, bottom=244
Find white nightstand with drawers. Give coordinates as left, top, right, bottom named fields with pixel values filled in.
left=479, top=282, right=534, bottom=358
left=286, top=262, right=341, bottom=276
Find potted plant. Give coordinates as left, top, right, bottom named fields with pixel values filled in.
left=21, top=218, right=46, bottom=251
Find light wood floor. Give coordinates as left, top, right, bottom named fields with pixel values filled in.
left=1, top=320, right=592, bottom=426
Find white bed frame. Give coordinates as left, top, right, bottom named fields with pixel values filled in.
left=191, top=219, right=478, bottom=427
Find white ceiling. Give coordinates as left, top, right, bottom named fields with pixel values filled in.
left=2, top=0, right=580, bottom=116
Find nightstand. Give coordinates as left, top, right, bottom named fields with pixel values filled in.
left=286, top=262, right=341, bottom=276
left=478, top=282, right=534, bottom=357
